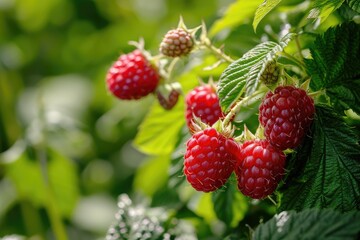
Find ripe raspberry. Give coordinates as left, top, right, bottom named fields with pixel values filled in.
left=259, top=86, right=315, bottom=150
left=260, top=60, right=280, bottom=86
left=235, top=140, right=286, bottom=199
left=185, top=85, right=225, bottom=132
left=184, top=128, right=236, bottom=192
left=156, top=88, right=180, bottom=110
left=106, top=50, right=160, bottom=100
left=160, top=28, right=194, bottom=57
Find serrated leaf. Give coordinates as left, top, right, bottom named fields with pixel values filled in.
left=218, top=34, right=293, bottom=111
left=308, top=0, right=345, bottom=23
left=346, top=0, right=360, bottom=12
left=306, top=22, right=360, bottom=114
left=133, top=97, right=185, bottom=155
left=212, top=175, right=248, bottom=227
left=253, top=0, right=282, bottom=32
left=209, top=0, right=263, bottom=37
left=253, top=209, right=360, bottom=239
left=279, top=105, right=360, bottom=213
left=326, top=78, right=360, bottom=114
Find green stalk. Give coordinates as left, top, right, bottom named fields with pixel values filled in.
left=37, top=93, right=68, bottom=240
left=223, top=87, right=267, bottom=127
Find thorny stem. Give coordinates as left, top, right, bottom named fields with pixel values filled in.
left=201, top=39, right=235, bottom=63
left=165, top=57, right=180, bottom=82
left=281, top=51, right=305, bottom=70
left=267, top=195, right=277, bottom=206
left=223, top=88, right=267, bottom=127
left=295, top=34, right=304, bottom=63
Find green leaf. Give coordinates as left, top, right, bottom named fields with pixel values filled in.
left=133, top=155, right=170, bottom=197
left=253, top=0, right=282, bottom=32
left=133, top=97, right=185, bottom=155
left=209, top=0, right=263, bottom=37
left=326, top=78, right=360, bottom=114
left=212, top=175, right=248, bottom=227
left=253, top=209, right=360, bottom=239
left=279, top=105, right=360, bottom=213
left=218, top=34, right=293, bottom=111
left=346, top=0, right=360, bottom=12
left=4, top=148, right=79, bottom=217
left=168, top=128, right=189, bottom=189
left=306, top=22, right=360, bottom=114
left=308, top=0, right=345, bottom=23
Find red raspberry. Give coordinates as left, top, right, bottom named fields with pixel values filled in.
left=259, top=86, right=315, bottom=150
left=185, top=85, right=225, bottom=132
left=106, top=50, right=160, bottom=100
left=160, top=28, right=194, bottom=57
left=184, top=128, right=236, bottom=192
left=235, top=140, right=286, bottom=199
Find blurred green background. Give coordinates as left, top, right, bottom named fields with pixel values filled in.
left=1, top=0, right=349, bottom=239
left=0, top=0, right=235, bottom=239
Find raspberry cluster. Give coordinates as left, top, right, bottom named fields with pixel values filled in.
left=182, top=85, right=314, bottom=200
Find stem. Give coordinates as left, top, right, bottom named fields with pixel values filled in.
left=295, top=34, right=304, bottom=62
left=267, top=196, right=277, bottom=206
left=165, top=58, right=180, bottom=82
left=223, top=88, right=267, bottom=127
left=281, top=51, right=305, bottom=70
left=21, top=200, right=45, bottom=239
left=37, top=93, right=68, bottom=240
left=201, top=39, right=235, bottom=63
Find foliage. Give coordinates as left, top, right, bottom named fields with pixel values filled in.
left=1, top=0, right=360, bottom=240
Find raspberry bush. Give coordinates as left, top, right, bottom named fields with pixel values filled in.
left=1, top=1, right=360, bottom=240
left=104, top=1, right=360, bottom=238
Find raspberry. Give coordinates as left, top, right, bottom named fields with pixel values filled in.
left=235, top=140, right=286, bottom=199
left=185, top=85, right=225, bottom=132
left=184, top=128, right=236, bottom=192
left=259, top=86, right=315, bottom=150
left=106, top=50, right=160, bottom=100
left=156, top=88, right=180, bottom=110
left=260, top=60, right=280, bottom=86
left=160, top=28, right=194, bottom=57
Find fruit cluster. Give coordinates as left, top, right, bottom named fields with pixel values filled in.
left=183, top=84, right=315, bottom=199
left=105, top=19, right=315, bottom=201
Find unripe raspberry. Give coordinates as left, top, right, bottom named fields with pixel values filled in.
left=259, top=86, right=315, bottom=150
left=160, top=28, right=194, bottom=57
left=260, top=60, right=280, bottom=86
left=235, top=140, right=286, bottom=199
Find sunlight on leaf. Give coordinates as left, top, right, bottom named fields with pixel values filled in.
left=308, top=0, right=345, bottom=23
left=133, top=155, right=170, bottom=197
left=209, top=0, right=263, bottom=37
left=133, top=98, right=185, bottom=155
left=253, top=0, right=283, bottom=32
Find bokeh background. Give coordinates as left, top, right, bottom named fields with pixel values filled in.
left=0, top=0, right=238, bottom=239
left=1, top=0, right=350, bottom=239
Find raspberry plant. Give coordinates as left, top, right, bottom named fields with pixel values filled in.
left=1, top=1, right=360, bottom=240
left=105, top=1, right=360, bottom=238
